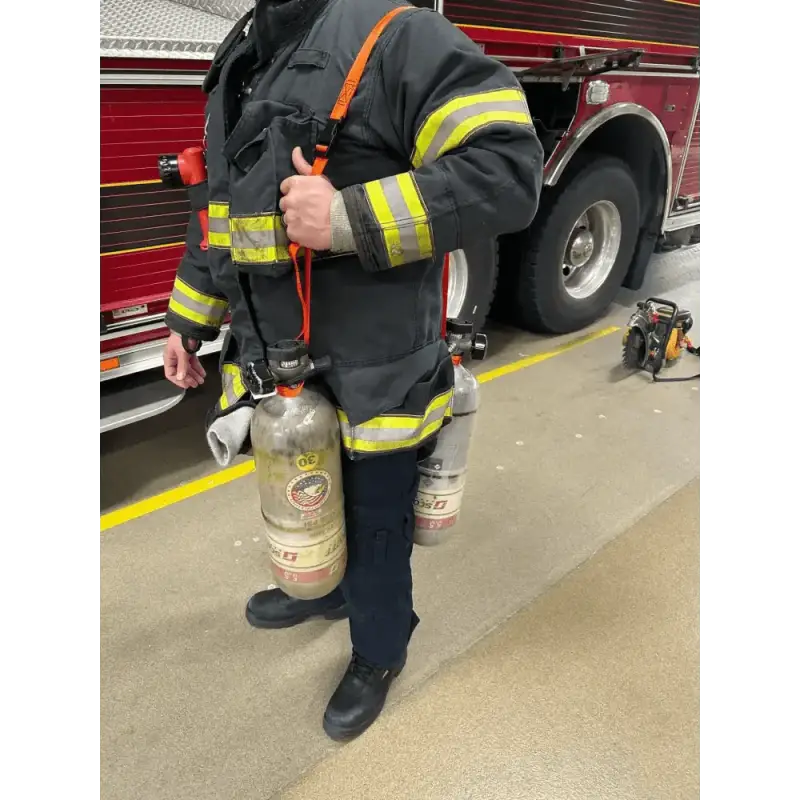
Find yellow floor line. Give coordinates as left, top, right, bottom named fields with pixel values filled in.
left=478, top=325, right=619, bottom=384
left=100, top=324, right=620, bottom=532
left=100, top=460, right=255, bottom=532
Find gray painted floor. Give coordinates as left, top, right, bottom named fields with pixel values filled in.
left=285, top=479, right=700, bottom=800
left=100, top=247, right=700, bottom=800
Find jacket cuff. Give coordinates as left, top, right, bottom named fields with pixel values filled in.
left=165, top=275, right=228, bottom=340
left=164, top=313, right=220, bottom=342
left=341, top=175, right=435, bottom=273
left=341, top=184, right=382, bottom=272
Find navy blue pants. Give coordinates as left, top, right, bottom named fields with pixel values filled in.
left=320, top=448, right=422, bottom=670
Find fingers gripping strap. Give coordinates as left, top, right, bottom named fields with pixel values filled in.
left=289, top=4, right=414, bottom=345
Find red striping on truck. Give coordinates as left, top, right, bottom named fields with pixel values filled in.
left=453, top=0, right=699, bottom=49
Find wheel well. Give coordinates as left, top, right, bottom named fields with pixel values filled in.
left=546, top=112, right=670, bottom=290
left=495, top=97, right=670, bottom=304
left=521, top=82, right=581, bottom=162
left=561, top=114, right=668, bottom=233
left=523, top=87, right=671, bottom=219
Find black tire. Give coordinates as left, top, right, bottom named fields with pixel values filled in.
left=446, top=238, right=499, bottom=334
left=513, top=155, right=640, bottom=334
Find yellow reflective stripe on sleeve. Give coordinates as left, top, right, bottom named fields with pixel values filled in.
left=337, top=389, right=453, bottom=454
left=364, top=173, right=434, bottom=268
left=363, top=181, right=402, bottom=267
left=168, top=276, right=228, bottom=328
left=208, top=202, right=231, bottom=248
left=230, top=215, right=290, bottom=265
left=396, top=172, right=433, bottom=261
left=411, top=88, right=533, bottom=167
left=174, top=276, right=227, bottom=312
left=218, top=363, right=248, bottom=412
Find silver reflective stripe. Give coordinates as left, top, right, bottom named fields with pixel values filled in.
left=363, top=172, right=433, bottom=268
left=346, top=403, right=449, bottom=443
left=230, top=225, right=288, bottom=250
left=208, top=217, right=230, bottom=234
left=420, top=99, right=530, bottom=165
left=338, top=394, right=451, bottom=453
left=171, top=284, right=226, bottom=325
left=412, top=89, right=533, bottom=167
left=379, top=175, right=430, bottom=261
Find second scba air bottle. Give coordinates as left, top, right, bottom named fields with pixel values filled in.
left=414, top=320, right=487, bottom=546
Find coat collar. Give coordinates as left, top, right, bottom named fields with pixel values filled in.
left=252, top=0, right=333, bottom=65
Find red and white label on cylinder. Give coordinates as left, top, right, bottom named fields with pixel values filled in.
left=267, top=517, right=346, bottom=586
left=414, top=473, right=466, bottom=533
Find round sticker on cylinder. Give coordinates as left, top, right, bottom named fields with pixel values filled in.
left=286, top=470, right=331, bottom=511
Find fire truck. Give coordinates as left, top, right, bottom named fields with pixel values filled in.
left=100, top=0, right=700, bottom=432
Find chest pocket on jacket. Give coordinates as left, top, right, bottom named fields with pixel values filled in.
left=222, top=99, right=324, bottom=276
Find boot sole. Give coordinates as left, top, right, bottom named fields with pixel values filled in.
left=245, top=604, right=349, bottom=630
left=322, top=663, right=405, bottom=742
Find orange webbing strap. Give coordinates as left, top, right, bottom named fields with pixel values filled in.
left=330, top=6, right=412, bottom=123
left=289, top=4, right=414, bottom=345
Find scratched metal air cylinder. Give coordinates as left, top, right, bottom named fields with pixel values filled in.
left=413, top=320, right=487, bottom=546
left=250, top=341, right=346, bottom=599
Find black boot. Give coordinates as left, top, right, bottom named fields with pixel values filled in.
left=322, top=651, right=406, bottom=741
left=245, top=587, right=348, bottom=629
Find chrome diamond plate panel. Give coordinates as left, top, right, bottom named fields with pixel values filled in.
left=171, top=0, right=254, bottom=19
left=100, top=0, right=254, bottom=60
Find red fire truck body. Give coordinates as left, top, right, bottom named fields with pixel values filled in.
left=100, top=0, right=699, bottom=432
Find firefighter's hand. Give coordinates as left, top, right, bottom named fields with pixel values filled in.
left=279, top=147, right=334, bottom=251
left=163, top=332, right=206, bottom=389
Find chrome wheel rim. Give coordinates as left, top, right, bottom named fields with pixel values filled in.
left=561, top=201, right=622, bottom=300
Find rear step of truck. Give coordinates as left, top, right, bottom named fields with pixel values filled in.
left=101, top=371, right=185, bottom=434
left=100, top=320, right=229, bottom=433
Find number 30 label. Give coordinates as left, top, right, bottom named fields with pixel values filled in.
left=296, top=451, right=320, bottom=471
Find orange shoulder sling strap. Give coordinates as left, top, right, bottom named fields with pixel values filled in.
left=289, top=4, right=413, bottom=345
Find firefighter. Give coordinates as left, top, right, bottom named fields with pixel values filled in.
left=163, top=0, right=543, bottom=741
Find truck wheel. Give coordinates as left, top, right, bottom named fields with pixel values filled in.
left=445, top=239, right=498, bottom=333
left=514, top=156, right=640, bottom=334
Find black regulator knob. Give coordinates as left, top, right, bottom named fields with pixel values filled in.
left=267, top=340, right=309, bottom=384
left=266, top=340, right=331, bottom=386
left=471, top=332, right=488, bottom=361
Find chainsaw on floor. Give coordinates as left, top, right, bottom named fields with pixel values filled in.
left=621, top=297, right=699, bottom=382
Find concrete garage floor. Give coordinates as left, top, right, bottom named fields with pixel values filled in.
left=284, top=479, right=699, bottom=800
left=100, top=247, right=700, bottom=800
